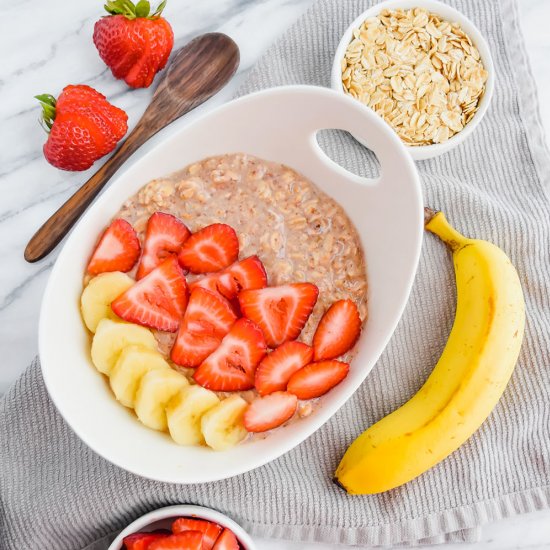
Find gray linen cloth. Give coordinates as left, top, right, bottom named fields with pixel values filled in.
left=2, top=0, right=550, bottom=548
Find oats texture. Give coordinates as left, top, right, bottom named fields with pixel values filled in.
left=341, top=7, right=489, bottom=145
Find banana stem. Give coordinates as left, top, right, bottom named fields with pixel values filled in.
left=424, top=207, right=470, bottom=252
left=424, top=206, right=439, bottom=224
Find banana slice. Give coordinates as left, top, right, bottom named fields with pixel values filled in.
left=167, top=386, right=220, bottom=446
left=110, top=345, right=170, bottom=408
left=91, top=318, right=157, bottom=375
left=81, top=272, right=134, bottom=332
left=135, top=368, right=189, bottom=431
left=201, top=395, right=248, bottom=451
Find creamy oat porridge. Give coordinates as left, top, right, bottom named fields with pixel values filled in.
left=81, top=153, right=368, bottom=450
left=117, top=153, right=368, bottom=350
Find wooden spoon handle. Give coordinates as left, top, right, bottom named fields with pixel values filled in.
left=24, top=133, right=144, bottom=263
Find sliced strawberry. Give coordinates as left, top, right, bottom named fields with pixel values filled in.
left=189, top=256, right=267, bottom=300
left=123, top=531, right=169, bottom=550
left=255, top=341, right=313, bottom=396
left=194, top=318, right=267, bottom=391
left=287, top=360, right=349, bottom=400
left=137, top=212, right=190, bottom=279
left=111, top=256, right=188, bottom=332
left=148, top=532, right=203, bottom=550
left=226, top=255, right=267, bottom=293
left=188, top=271, right=236, bottom=301
left=87, top=218, right=140, bottom=275
left=171, top=288, right=237, bottom=367
left=238, top=283, right=319, bottom=348
left=172, top=518, right=223, bottom=550
left=212, top=529, right=239, bottom=550
left=244, top=391, right=298, bottom=433
left=178, top=224, right=239, bottom=274
left=313, top=300, right=361, bottom=360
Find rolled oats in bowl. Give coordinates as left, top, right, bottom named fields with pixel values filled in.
left=341, top=7, right=489, bottom=146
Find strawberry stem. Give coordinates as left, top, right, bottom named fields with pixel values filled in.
left=135, top=0, right=150, bottom=17
left=103, top=0, right=167, bottom=19
left=151, top=0, right=167, bottom=17
left=35, top=94, right=57, bottom=132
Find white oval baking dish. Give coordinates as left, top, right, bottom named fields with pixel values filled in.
left=39, top=85, right=423, bottom=483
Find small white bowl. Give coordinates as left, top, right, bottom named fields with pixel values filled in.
left=331, top=0, right=495, bottom=160
left=108, top=505, right=256, bottom=550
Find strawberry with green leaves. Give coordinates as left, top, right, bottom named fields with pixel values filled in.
left=93, top=0, right=174, bottom=88
left=35, top=85, right=128, bottom=171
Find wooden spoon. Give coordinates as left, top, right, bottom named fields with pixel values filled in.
left=25, top=33, right=239, bottom=263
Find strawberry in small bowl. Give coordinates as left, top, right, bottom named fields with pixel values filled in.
left=108, top=505, right=255, bottom=550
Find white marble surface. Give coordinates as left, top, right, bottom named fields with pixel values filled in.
left=1, top=0, right=549, bottom=548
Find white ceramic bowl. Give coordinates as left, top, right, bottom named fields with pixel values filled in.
left=331, top=0, right=495, bottom=160
left=39, top=85, right=423, bottom=483
left=108, top=505, right=256, bottom=550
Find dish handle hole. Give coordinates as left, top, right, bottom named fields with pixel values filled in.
left=315, top=129, right=381, bottom=181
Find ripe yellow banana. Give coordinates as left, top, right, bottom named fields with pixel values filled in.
left=334, top=208, right=525, bottom=495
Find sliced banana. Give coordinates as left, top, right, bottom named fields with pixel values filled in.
left=201, top=395, right=248, bottom=451
left=91, top=318, right=157, bottom=375
left=110, top=345, right=170, bottom=408
left=135, top=368, right=189, bottom=431
left=81, top=272, right=134, bottom=332
left=167, top=386, right=220, bottom=446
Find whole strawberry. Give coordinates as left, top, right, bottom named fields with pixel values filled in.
left=36, top=85, right=128, bottom=171
left=93, top=0, right=174, bottom=89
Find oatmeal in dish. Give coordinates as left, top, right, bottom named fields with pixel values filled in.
left=117, top=153, right=368, bottom=352
left=81, top=153, right=368, bottom=451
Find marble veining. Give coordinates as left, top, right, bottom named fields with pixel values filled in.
left=1, top=0, right=548, bottom=547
